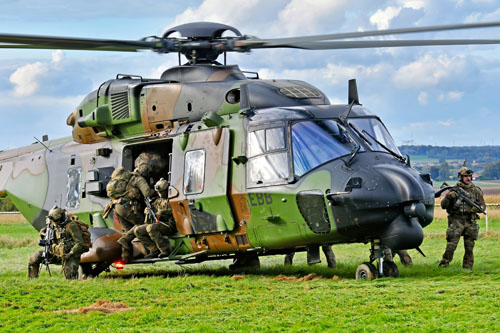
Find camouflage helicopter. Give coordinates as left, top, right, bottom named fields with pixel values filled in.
left=1, top=21, right=499, bottom=279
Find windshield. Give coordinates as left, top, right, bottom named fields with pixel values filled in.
left=292, top=120, right=356, bottom=176
left=349, top=118, right=401, bottom=155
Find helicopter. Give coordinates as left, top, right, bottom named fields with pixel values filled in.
left=1, top=21, right=499, bottom=279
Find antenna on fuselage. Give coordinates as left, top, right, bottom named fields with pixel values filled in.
left=339, top=79, right=360, bottom=124
left=33, top=136, right=52, bottom=153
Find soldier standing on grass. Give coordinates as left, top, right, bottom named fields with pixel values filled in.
left=439, top=167, right=486, bottom=270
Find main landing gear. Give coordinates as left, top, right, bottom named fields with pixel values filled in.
left=355, top=240, right=399, bottom=280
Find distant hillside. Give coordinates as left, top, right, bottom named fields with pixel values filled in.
left=398, top=145, right=500, bottom=163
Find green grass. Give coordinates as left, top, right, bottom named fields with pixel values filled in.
left=1, top=218, right=499, bottom=331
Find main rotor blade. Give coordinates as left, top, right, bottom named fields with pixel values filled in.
left=252, top=39, right=500, bottom=50
left=0, top=33, right=157, bottom=52
left=258, top=21, right=500, bottom=46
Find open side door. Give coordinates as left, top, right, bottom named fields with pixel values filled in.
left=169, top=127, right=235, bottom=235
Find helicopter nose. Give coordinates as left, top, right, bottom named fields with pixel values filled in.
left=329, top=161, right=434, bottom=248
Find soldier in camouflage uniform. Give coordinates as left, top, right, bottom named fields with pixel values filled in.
left=106, top=167, right=155, bottom=263
left=134, top=178, right=177, bottom=258
left=439, top=167, right=485, bottom=270
left=284, top=245, right=337, bottom=268
left=28, top=206, right=91, bottom=279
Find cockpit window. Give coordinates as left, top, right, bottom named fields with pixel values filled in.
left=292, top=120, right=354, bottom=176
left=248, top=127, right=286, bottom=157
left=247, top=126, right=289, bottom=186
left=349, top=118, right=401, bottom=155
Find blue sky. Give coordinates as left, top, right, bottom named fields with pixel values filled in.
left=1, top=0, right=499, bottom=149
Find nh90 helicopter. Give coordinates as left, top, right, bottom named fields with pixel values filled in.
left=1, top=21, right=499, bottom=279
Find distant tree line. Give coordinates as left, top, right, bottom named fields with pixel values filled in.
left=0, top=198, right=16, bottom=212
left=399, top=145, right=500, bottom=163
left=482, top=162, right=500, bottom=179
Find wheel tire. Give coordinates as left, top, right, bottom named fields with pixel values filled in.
left=382, top=261, right=399, bottom=278
left=355, top=262, right=378, bottom=280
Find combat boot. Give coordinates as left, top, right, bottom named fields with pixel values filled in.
left=284, top=253, right=294, bottom=265
left=144, top=250, right=160, bottom=259
left=27, top=263, right=40, bottom=279
left=397, top=250, right=413, bottom=266
left=438, top=260, right=449, bottom=268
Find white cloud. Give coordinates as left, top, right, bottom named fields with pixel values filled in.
left=417, top=91, right=428, bottom=104
left=276, top=0, right=349, bottom=35
left=370, top=7, right=402, bottom=30
left=438, top=121, right=452, bottom=126
left=438, top=90, right=464, bottom=101
left=393, top=54, right=467, bottom=89
left=168, top=0, right=263, bottom=34
left=9, top=62, right=49, bottom=96
left=369, top=1, right=426, bottom=29
left=52, top=50, right=64, bottom=63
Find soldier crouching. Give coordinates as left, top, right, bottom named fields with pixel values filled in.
left=106, top=167, right=155, bottom=263
left=134, top=178, right=177, bottom=258
left=28, top=206, right=91, bottom=279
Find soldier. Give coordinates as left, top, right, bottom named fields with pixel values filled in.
left=134, top=178, right=177, bottom=259
left=389, top=250, right=413, bottom=266
left=284, top=245, right=337, bottom=268
left=439, top=167, right=485, bottom=270
left=106, top=167, right=155, bottom=263
left=28, top=206, right=91, bottom=279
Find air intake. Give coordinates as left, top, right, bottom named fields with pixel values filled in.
left=110, top=91, right=130, bottom=120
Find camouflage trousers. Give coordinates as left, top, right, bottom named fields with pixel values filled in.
left=28, top=250, right=81, bottom=280
left=115, top=203, right=145, bottom=261
left=439, top=215, right=479, bottom=270
left=384, top=249, right=413, bottom=266
left=284, top=245, right=336, bottom=268
left=134, top=222, right=173, bottom=255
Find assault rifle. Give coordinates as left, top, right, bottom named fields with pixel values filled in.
left=38, top=218, right=56, bottom=276
left=144, top=197, right=158, bottom=224
left=435, top=182, right=486, bottom=214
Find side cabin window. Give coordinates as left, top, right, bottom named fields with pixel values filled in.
left=66, top=167, right=81, bottom=209
left=184, top=149, right=205, bottom=194
left=247, top=126, right=289, bottom=186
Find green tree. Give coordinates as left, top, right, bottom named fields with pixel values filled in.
left=482, top=162, right=500, bottom=179
left=438, top=162, right=451, bottom=181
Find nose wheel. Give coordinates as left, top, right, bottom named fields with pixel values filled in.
left=355, top=240, right=400, bottom=280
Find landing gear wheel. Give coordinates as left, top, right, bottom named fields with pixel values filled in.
left=382, top=261, right=399, bottom=278
left=355, top=262, right=378, bottom=280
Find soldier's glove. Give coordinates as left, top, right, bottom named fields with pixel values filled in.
left=61, top=253, right=71, bottom=260
left=447, top=191, right=458, bottom=199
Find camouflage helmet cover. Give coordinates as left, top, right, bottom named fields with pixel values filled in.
left=458, top=167, right=473, bottom=178
left=154, top=178, right=169, bottom=192
left=111, top=167, right=132, bottom=182
left=48, top=206, right=66, bottom=222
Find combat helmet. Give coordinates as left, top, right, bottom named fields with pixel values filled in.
left=48, top=206, right=66, bottom=223
left=111, top=167, right=132, bottom=181
left=154, top=178, right=169, bottom=192
left=458, top=167, right=473, bottom=178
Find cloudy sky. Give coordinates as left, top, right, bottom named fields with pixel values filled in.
left=0, top=0, right=499, bottom=150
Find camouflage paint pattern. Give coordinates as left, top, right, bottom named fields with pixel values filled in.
left=1, top=64, right=436, bottom=267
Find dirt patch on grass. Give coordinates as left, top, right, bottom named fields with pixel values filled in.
left=231, top=275, right=244, bottom=280
left=55, top=300, right=133, bottom=314
left=272, top=273, right=340, bottom=282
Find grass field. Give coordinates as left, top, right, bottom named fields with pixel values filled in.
left=1, top=216, right=499, bottom=331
